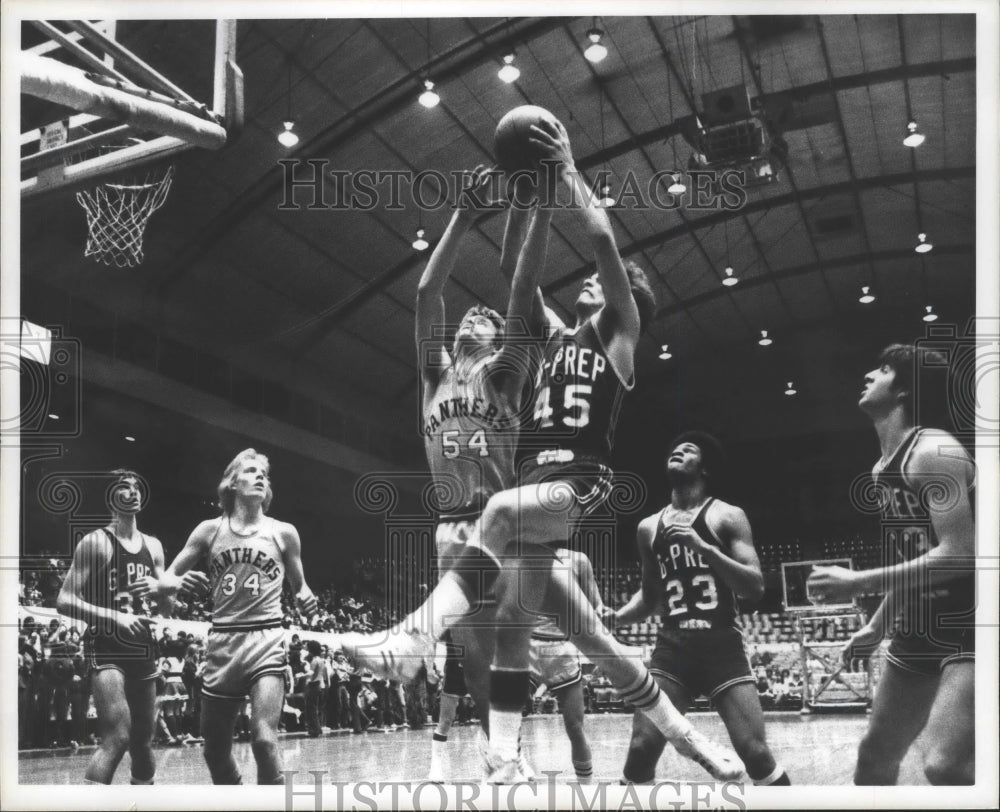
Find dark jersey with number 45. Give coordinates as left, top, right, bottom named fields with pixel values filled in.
left=652, top=499, right=741, bottom=630
left=525, top=316, right=632, bottom=464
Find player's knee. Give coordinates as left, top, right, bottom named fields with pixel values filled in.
left=250, top=717, right=279, bottom=746
left=481, top=495, right=517, bottom=552
left=736, top=738, right=774, bottom=778
left=923, top=750, right=974, bottom=786
left=101, top=727, right=130, bottom=757
left=854, top=732, right=899, bottom=784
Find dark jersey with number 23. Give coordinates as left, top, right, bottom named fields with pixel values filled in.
left=652, top=499, right=741, bottom=630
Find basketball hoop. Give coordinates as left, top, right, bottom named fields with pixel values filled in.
left=75, top=164, right=174, bottom=268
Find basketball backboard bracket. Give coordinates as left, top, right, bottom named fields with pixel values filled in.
left=20, top=18, right=243, bottom=199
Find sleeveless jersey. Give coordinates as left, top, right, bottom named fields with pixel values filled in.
left=651, top=499, right=740, bottom=630
left=422, top=363, right=519, bottom=516
left=83, top=528, right=156, bottom=640
left=524, top=316, right=632, bottom=464
left=872, top=427, right=975, bottom=622
left=207, top=516, right=286, bottom=628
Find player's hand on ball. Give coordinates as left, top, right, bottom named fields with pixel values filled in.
left=528, top=118, right=574, bottom=174
left=806, top=565, right=861, bottom=603
left=842, top=622, right=882, bottom=667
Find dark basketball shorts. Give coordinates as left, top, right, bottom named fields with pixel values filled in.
left=529, top=637, right=582, bottom=693
left=886, top=597, right=976, bottom=676
left=441, top=633, right=468, bottom=697
left=86, top=632, right=159, bottom=682
left=202, top=622, right=286, bottom=701
left=649, top=626, right=754, bottom=700
left=519, top=456, right=614, bottom=519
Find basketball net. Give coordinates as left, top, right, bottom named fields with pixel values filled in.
left=75, top=165, right=174, bottom=268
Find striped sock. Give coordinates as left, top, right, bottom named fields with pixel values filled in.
left=573, top=758, right=593, bottom=784
left=619, top=673, right=688, bottom=740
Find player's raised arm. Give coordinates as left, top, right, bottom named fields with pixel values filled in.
left=276, top=520, right=318, bottom=618
left=494, top=203, right=552, bottom=399
left=614, top=516, right=660, bottom=627
left=415, top=165, right=491, bottom=380
left=530, top=119, right=641, bottom=360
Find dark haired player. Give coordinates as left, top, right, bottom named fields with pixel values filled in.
left=133, top=448, right=318, bottom=785
left=372, top=119, right=742, bottom=783
left=615, top=433, right=789, bottom=786
left=57, top=470, right=180, bottom=784
left=808, top=344, right=975, bottom=784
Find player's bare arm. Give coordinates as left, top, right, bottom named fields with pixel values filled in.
left=808, top=431, right=975, bottom=602
left=530, top=118, right=641, bottom=376
left=276, top=520, right=318, bottom=617
left=57, top=530, right=151, bottom=640
left=614, top=515, right=660, bottom=627
left=493, top=203, right=553, bottom=403
left=129, top=520, right=213, bottom=602
left=415, top=165, right=493, bottom=384
left=666, top=501, right=764, bottom=600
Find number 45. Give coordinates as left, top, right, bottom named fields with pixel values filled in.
left=442, top=429, right=489, bottom=458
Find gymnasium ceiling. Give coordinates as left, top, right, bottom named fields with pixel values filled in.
left=19, top=14, right=978, bottom=466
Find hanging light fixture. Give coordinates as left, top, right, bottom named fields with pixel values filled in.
left=758, top=330, right=772, bottom=347
left=903, top=121, right=925, bottom=148
left=597, top=185, right=615, bottom=207
left=722, top=266, right=738, bottom=287
left=277, top=59, right=299, bottom=147
left=278, top=120, right=298, bottom=148
left=665, top=66, right=686, bottom=195
left=418, top=78, right=440, bottom=108
left=124, top=435, right=137, bottom=442
left=659, top=344, right=673, bottom=360
left=914, top=232, right=933, bottom=253
left=922, top=305, right=938, bottom=322
left=412, top=228, right=429, bottom=251
left=784, top=381, right=797, bottom=396
left=498, top=53, right=520, bottom=83
left=858, top=286, right=876, bottom=304
left=584, top=21, right=608, bottom=63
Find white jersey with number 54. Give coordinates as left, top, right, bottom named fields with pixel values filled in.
left=421, top=364, right=518, bottom=517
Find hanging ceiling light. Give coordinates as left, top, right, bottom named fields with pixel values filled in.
left=418, top=79, right=440, bottom=108
left=584, top=27, right=608, bottom=63
left=597, top=185, right=615, bottom=208
left=903, top=121, right=925, bottom=148
left=124, top=435, right=136, bottom=442
left=722, top=266, right=738, bottom=287
left=784, top=381, right=797, bottom=396
left=412, top=228, right=429, bottom=251
left=498, top=53, right=520, bottom=83
left=277, top=120, right=298, bottom=148
left=922, top=305, right=938, bottom=322
left=277, top=59, right=298, bottom=147
left=758, top=330, right=773, bottom=347
left=659, top=344, right=673, bottom=360
left=858, top=286, right=876, bottom=304
left=914, top=232, right=933, bottom=253
left=667, top=172, right=687, bottom=195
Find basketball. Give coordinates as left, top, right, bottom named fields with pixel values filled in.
left=493, top=105, right=562, bottom=173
